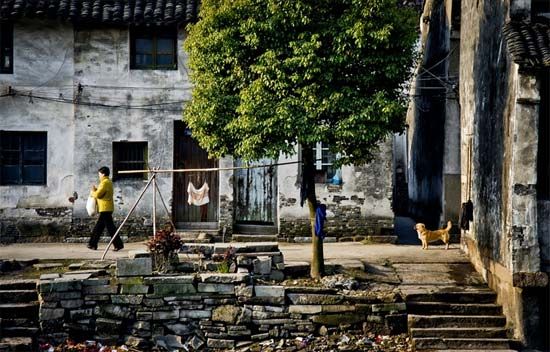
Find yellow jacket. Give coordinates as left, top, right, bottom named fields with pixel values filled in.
left=91, top=176, right=114, bottom=213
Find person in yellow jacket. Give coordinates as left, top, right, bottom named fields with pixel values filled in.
left=88, top=166, right=124, bottom=251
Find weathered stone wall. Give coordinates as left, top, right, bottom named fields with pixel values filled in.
left=0, top=20, right=76, bottom=242
left=459, top=0, right=548, bottom=348
left=37, top=259, right=406, bottom=350
left=277, top=140, right=394, bottom=242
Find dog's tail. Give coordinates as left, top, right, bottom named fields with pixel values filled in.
left=445, top=221, right=452, bottom=231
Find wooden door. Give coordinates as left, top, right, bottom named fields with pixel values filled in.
left=234, top=158, right=277, bottom=226
left=173, top=121, right=218, bottom=228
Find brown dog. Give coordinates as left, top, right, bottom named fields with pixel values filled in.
left=414, top=221, right=452, bottom=250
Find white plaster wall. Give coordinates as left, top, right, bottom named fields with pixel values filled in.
left=0, top=20, right=75, bottom=211
left=71, top=26, right=191, bottom=219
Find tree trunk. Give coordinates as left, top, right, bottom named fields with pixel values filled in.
left=302, top=145, right=324, bottom=278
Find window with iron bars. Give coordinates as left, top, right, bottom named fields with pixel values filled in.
left=130, top=26, right=177, bottom=70
left=113, top=141, right=148, bottom=180
left=313, top=142, right=339, bottom=184
left=0, top=131, right=47, bottom=185
left=0, top=23, right=13, bottom=74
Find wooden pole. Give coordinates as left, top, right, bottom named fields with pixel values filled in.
left=154, top=179, right=176, bottom=230
left=101, top=174, right=155, bottom=260
left=117, top=160, right=303, bottom=175
left=152, top=172, right=157, bottom=238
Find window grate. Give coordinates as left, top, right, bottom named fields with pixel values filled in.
left=113, top=141, right=148, bottom=180
left=0, top=131, right=47, bottom=185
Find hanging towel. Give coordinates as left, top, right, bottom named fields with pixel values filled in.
left=314, top=204, right=327, bottom=239
left=187, top=182, right=210, bottom=206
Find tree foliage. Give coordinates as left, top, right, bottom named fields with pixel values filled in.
left=184, top=0, right=417, bottom=165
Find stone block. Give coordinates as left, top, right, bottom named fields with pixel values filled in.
left=95, top=304, right=133, bottom=319
left=253, top=257, right=272, bottom=275
left=322, top=305, right=356, bottom=313
left=154, top=284, right=197, bottom=296
left=40, top=291, right=81, bottom=301
left=251, top=333, right=269, bottom=340
left=39, top=279, right=82, bottom=293
left=120, top=284, right=149, bottom=294
left=143, top=276, right=195, bottom=284
left=287, top=293, right=343, bottom=305
left=200, top=273, right=248, bottom=283
left=84, top=295, right=110, bottom=301
left=60, top=299, right=84, bottom=309
left=111, top=295, right=144, bottom=305
left=83, top=285, right=118, bottom=295
left=136, top=311, right=153, bottom=320
left=288, top=305, right=322, bottom=314
left=207, top=338, right=235, bottom=349
left=70, top=308, right=94, bottom=320
left=180, top=309, right=212, bottom=319
left=269, top=270, right=285, bottom=281
left=512, top=272, right=549, bottom=287
left=235, top=285, right=253, bottom=298
left=116, top=258, right=152, bottom=277
left=152, top=310, right=180, bottom=320
left=212, top=305, right=240, bottom=324
left=312, top=313, right=365, bottom=326
left=255, top=285, right=284, bottom=298
left=371, top=303, right=406, bottom=313
left=40, top=308, right=65, bottom=320
left=95, top=318, right=122, bottom=335
left=197, top=283, right=235, bottom=294
left=82, top=278, right=110, bottom=286
left=164, top=323, right=193, bottom=335
left=40, top=273, right=61, bottom=280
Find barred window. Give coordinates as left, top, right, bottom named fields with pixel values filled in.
left=113, top=141, right=148, bottom=180
left=0, top=131, right=47, bottom=185
left=0, top=23, right=13, bottom=74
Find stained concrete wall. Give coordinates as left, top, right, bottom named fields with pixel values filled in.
left=459, top=0, right=548, bottom=348
left=0, top=20, right=75, bottom=242
left=70, top=26, right=192, bottom=239
left=1, top=21, right=394, bottom=243
left=278, top=139, right=394, bottom=241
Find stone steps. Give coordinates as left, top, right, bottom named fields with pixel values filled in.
left=0, top=291, right=37, bottom=304
left=413, top=337, right=516, bottom=350
left=408, top=314, right=507, bottom=328
left=0, top=303, right=39, bottom=320
left=405, top=291, right=496, bottom=303
left=0, top=337, right=33, bottom=352
left=410, top=327, right=509, bottom=338
left=231, top=234, right=279, bottom=242
left=0, top=280, right=39, bottom=349
left=407, top=302, right=502, bottom=315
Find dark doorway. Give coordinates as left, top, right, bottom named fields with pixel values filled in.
left=173, top=121, right=218, bottom=229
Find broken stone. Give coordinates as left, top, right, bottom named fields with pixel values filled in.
left=253, top=257, right=272, bottom=275
left=212, top=305, right=240, bottom=324
left=116, top=258, right=152, bottom=277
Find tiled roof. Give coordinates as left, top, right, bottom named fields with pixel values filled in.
left=503, top=20, right=550, bottom=69
left=0, top=0, right=198, bottom=25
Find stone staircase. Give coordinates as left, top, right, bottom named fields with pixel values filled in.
left=231, top=233, right=279, bottom=242
left=406, top=287, right=518, bottom=351
left=0, top=280, right=39, bottom=352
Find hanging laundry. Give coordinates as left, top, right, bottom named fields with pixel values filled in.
left=187, top=182, right=210, bottom=206
left=314, top=203, right=327, bottom=240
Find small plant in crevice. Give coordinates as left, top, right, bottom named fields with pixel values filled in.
left=146, top=225, right=182, bottom=273
left=214, top=246, right=236, bottom=273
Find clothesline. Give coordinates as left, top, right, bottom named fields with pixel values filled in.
left=117, top=159, right=308, bottom=174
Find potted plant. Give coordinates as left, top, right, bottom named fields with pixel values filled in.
left=146, top=226, right=182, bottom=273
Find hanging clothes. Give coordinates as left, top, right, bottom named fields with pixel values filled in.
left=187, top=182, right=210, bottom=206
left=314, top=204, right=327, bottom=240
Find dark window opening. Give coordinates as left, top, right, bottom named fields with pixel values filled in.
left=113, top=141, right=148, bottom=180
left=538, top=70, right=550, bottom=200
left=130, top=26, right=177, bottom=70
left=0, top=131, right=47, bottom=185
left=0, top=23, right=13, bottom=74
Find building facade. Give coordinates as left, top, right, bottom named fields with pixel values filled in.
left=459, top=0, right=549, bottom=348
left=0, top=2, right=394, bottom=243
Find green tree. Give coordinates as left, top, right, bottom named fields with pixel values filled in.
left=184, top=0, right=417, bottom=278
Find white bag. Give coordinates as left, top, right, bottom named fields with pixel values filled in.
left=86, top=196, right=97, bottom=217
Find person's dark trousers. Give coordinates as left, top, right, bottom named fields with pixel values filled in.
left=89, top=211, right=123, bottom=249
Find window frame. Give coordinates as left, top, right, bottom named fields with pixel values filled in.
left=0, top=22, right=13, bottom=74
left=313, top=142, right=339, bottom=184
left=0, top=131, right=47, bottom=186
left=129, top=26, right=177, bottom=70
left=112, top=141, right=149, bottom=181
